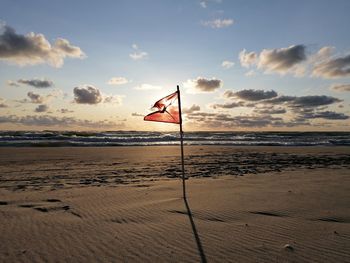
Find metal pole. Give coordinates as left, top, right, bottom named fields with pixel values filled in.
left=177, top=85, right=186, bottom=199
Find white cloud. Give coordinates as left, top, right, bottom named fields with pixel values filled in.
left=202, top=19, right=234, bottom=28
left=129, top=44, right=148, bottom=60
left=245, top=70, right=255, bottom=77
left=130, top=51, right=148, bottom=60
left=239, top=49, right=257, bottom=68
left=103, top=95, right=123, bottom=105
left=221, top=60, right=234, bottom=69
left=107, top=77, right=129, bottom=85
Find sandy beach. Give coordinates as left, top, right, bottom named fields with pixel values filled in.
left=0, top=146, right=350, bottom=262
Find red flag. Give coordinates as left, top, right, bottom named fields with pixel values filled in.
left=144, top=91, right=180, bottom=124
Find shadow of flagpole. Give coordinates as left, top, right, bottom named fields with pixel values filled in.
left=183, top=196, right=207, bottom=263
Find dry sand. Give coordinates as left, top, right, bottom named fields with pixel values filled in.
left=0, top=146, right=350, bottom=262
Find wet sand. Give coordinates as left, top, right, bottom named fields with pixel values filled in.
left=0, top=146, right=349, bottom=262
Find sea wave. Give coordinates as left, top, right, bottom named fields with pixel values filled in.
left=0, top=131, right=349, bottom=147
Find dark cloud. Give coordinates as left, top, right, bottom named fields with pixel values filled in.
left=197, top=78, right=221, bottom=91
left=184, top=77, right=222, bottom=93
left=131, top=112, right=144, bottom=117
left=73, top=85, right=102, bottom=104
left=313, top=54, right=350, bottom=78
left=254, top=107, right=287, bottom=114
left=262, top=95, right=296, bottom=105
left=234, top=89, right=278, bottom=101
left=59, top=108, right=74, bottom=114
left=35, top=104, right=49, bottom=112
left=291, top=95, right=342, bottom=108
left=211, top=101, right=245, bottom=109
left=187, top=111, right=285, bottom=128
left=183, top=104, right=201, bottom=114
left=331, top=84, right=350, bottom=92
left=0, top=115, right=123, bottom=128
left=260, top=94, right=341, bottom=109
left=258, top=45, right=306, bottom=74
left=223, top=90, right=236, bottom=98
left=301, top=111, right=349, bottom=120
left=17, top=78, right=53, bottom=88
left=0, top=24, right=85, bottom=67
left=27, top=91, right=45, bottom=104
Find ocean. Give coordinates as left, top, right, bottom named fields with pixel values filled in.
left=0, top=131, right=349, bottom=147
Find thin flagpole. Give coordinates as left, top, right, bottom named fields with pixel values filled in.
left=177, top=85, right=186, bottom=199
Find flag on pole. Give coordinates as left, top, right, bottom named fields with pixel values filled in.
left=144, top=91, right=180, bottom=124
left=144, top=86, right=187, bottom=199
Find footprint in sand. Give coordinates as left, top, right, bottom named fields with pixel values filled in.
left=34, top=205, right=70, bottom=213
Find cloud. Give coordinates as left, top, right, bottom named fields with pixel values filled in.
left=221, top=60, right=234, bottom=69
left=134, top=84, right=162, bottom=90
left=107, top=77, right=129, bottom=85
left=129, top=44, right=148, bottom=60
left=35, top=104, right=49, bottom=112
left=73, top=85, right=103, bottom=104
left=16, top=78, right=53, bottom=88
left=290, top=95, right=342, bottom=108
left=239, top=45, right=307, bottom=76
left=186, top=111, right=283, bottom=128
left=0, top=97, right=8, bottom=108
left=261, top=95, right=296, bottom=105
left=59, top=108, right=74, bottom=114
left=301, top=111, right=349, bottom=120
left=131, top=112, right=144, bottom=117
left=313, top=54, right=350, bottom=78
left=130, top=51, right=148, bottom=60
left=233, top=89, right=278, bottom=101
left=7, top=80, right=20, bottom=87
left=331, top=84, right=350, bottom=92
left=239, top=49, right=257, bottom=68
left=202, top=19, right=234, bottom=28
left=199, top=0, right=222, bottom=8
left=103, top=95, right=123, bottom=105
left=0, top=23, right=85, bottom=67
left=183, top=104, right=201, bottom=114
left=27, top=91, right=46, bottom=104
left=190, top=87, right=347, bottom=129
left=211, top=101, right=245, bottom=109
left=200, top=1, right=207, bottom=8
left=312, top=46, right=335, bottom=62
left=0, top=115, right=123, bottom=129
left=258, top=45, right=306, bottom=74
left=245, top=70, right=255, bottom=77
left=254, top=107, right=286, bottom=115
left=184, top=77, right=222, bottom=93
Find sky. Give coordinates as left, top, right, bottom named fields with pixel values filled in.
left=0, top=0, right=350, bottom=131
